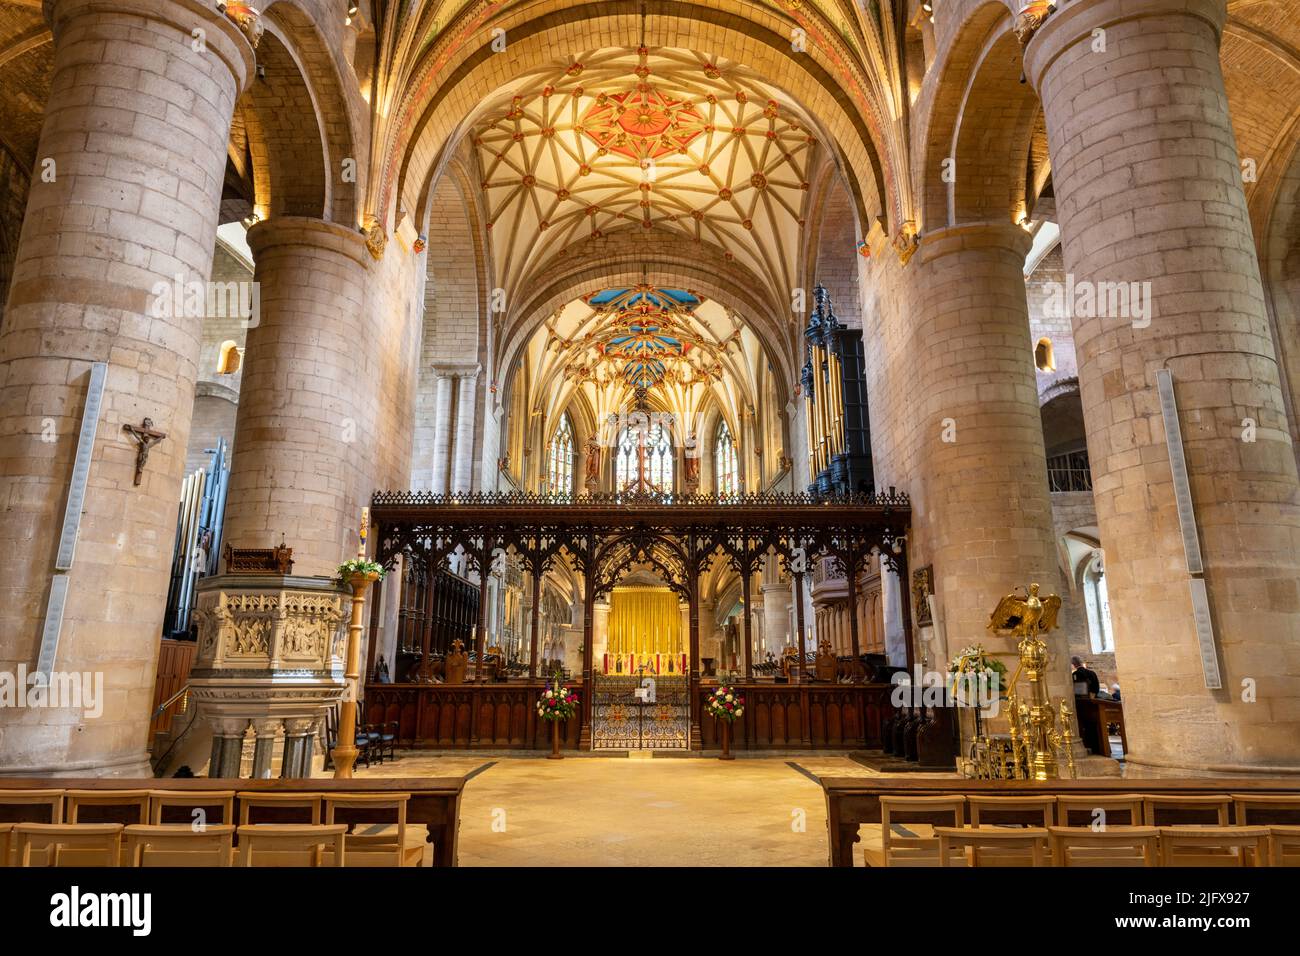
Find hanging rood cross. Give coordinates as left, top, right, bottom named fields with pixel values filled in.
left=122, top=418, right=167, bottom=487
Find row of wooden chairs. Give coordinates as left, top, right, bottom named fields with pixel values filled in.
left=929, top=825, right=1297, bottom=867
left=885, top=793, right=1300, bottom=828
left=868, top=794, right=1300, bottom=867
left=0, top=789, right=423, bottom=867
left=0, top=823, right=353, bottom=867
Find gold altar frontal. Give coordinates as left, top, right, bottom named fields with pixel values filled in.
left=605, top=586, right=687, bottom=675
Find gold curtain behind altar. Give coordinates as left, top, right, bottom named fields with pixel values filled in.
left=608, top=587, right=684, bottom=661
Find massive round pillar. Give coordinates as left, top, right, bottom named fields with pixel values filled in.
left=0, top=0, right=252, bottom=775
left=1027, top=0, right=1300, bottom=771
left=222, top=217, right=374, bottom=576
left=908, top=224, right=1074, bottom=701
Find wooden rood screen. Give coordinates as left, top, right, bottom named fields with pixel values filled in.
left=366, top=490, right=912, bottom=751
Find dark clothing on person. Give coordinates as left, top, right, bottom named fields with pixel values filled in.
left=1072, top=666, right=1100, bottom=697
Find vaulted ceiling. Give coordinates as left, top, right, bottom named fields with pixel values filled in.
left=523, top=283, right=765, bottom=441
left=471, top=47, right=822, bottom=305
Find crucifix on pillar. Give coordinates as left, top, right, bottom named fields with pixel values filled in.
left=122, top=418, right=167, bottom=486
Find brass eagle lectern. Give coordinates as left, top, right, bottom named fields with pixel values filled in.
left=988, top=583, right=1076, bottom=781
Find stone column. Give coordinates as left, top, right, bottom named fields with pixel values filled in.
left=223, top=218, right=373, bottom=576
left=908, top=224, right=1070, bottom=699
left=430, top=373, right=454, bottom=494
left=761, top=583, right=789, bottom=653
left=697, top=600, right=716, bottom=668
left=452, top=368, right=480, bottom=493
left=208, top=718, right=249, bottom=779
left=592, top=599, right=611, bottom=672
left=250, top=718, right=281, bottom=780
left=0, top=0, right=252, bottom=777
left=281, top=717, right=317, bottom=779
left=1027, top=0, right=1300, bottom=771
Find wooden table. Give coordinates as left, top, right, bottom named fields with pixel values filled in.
left=821, top=776, right=1300, bottom=867
left=0, top=776, right=465, bottom=867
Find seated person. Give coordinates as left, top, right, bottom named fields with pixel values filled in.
left=1109, top=683, right=1121, bottom=701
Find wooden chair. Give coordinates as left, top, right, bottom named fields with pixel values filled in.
left=935, top=826, right=1050, bottom=867
left=149, top=790, right=236, bottom=826
left=866, top=796, right=966, bottom=867
left=1231, top=794, right=1300, bottom=827
left=1049, top=826, right=1159, bottom=866
left=1267, top=826, right=1300, bottom=867
left=65, top=789, right=151, bottom=825
left=324, top=793, right=420, bottom=867
left=360, top=699, right=398, bottom=764
left=237, top=824, right=347, bottom=867
left=124, top=824, right=236, bottom=867
left=1142, top=795, right=1230, bottom=827
left=63, top=790, right=150, bottom=865
left=1056, top=794, right=1145, bottom=828
left=1158, top=826, right=1269, bottom=867
left=237, top=791, right=323, bottom=826
left=968, top=795, right=1056, bottom=828
left=0, top=789, right=64, bottom=823
left=0, top=790, right=64, bottom=866
left=323, top=705, right=369, bottom=771
left=0, top=823, right=11, bottom=868
left=14, top=823, right=124, bottom=867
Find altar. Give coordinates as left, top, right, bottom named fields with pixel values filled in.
left=599, top=585, right=688, bottom=675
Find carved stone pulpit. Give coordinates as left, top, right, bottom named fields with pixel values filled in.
left=189, top=574, right=350, bottom=778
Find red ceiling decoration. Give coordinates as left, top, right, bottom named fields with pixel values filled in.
left=580, top=84, right=705, bottom=161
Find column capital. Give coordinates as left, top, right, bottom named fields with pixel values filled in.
left=1025, top=0, right=1226, bottom=92
left=247, top=216, right=372, bottom=268
left=250, top=717, right=284, bottom=738
left=432, top=362, right=482, bottom=380
left=45, top=0, right=256, bottom=94
left=283, top=716, right=319, bottom=736
left=918, top=221, right=1033, bottom=264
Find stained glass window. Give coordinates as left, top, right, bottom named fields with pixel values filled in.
left=547, top=414, right=574, bottom=495
left=616, top=419, right=674, bottom=492
left=715, top=420, right=738, bottom=495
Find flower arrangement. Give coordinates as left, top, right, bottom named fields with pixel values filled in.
left=337, top=558, right=385, bottom=580
left=947, top=644, right=1008, bottom=699
left=537, top=678, right=578, bottom=721
left=704, top=684, right=745, bottom=722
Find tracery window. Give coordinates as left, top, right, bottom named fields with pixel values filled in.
left=1082, top=551, right=1115, bottom=654
left=547, top=414, right=574, bottom=495
left=715, top=420, right=738, bottom=495
left=616, top=419, right=674, bottom=492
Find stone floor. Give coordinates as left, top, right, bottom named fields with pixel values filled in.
left=336, top=751, right=955, bottom=866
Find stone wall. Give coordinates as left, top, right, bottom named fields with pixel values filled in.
left=0, top=151, right=29, bottom=329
